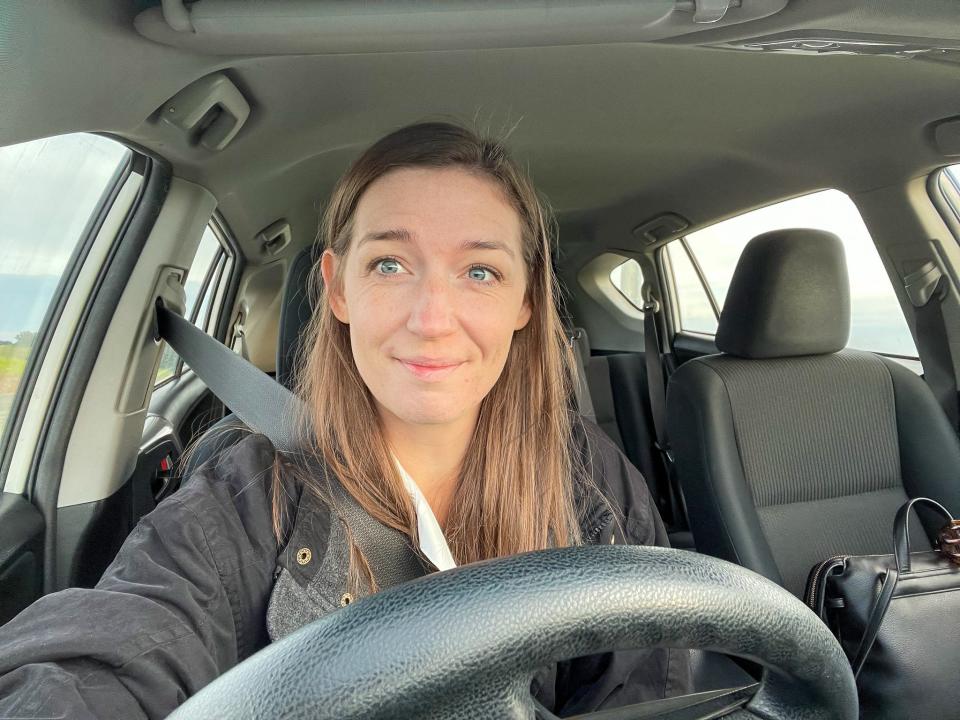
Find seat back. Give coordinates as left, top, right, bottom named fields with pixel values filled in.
left=666, top=229, right=960, bottom=595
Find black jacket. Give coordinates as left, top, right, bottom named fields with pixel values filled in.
left=0, top=419, right=688, bottom=718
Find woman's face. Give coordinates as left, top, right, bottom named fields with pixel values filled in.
left=322, top=167, right=532, bottom=429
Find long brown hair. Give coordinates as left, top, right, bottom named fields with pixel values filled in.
left=276, top=121, right=585, bottom=588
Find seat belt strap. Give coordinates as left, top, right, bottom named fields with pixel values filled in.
left=156, top=300, right=304, bottom=452
left=155, top=301, right=431, bottom=590
left=904, top=266, right=960, bottom=430
left=640, top=292, right=688, bottom=530
left=641, top=296, right=670, bottom=464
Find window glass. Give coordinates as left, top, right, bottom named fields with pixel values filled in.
left=155, top=226, right=223, bottom=385
left=665, top=245, right=718, bottom=335
left=672, top=190, right=918, bottom=357
left=0, top=134, right=130, bottom=440
left=608, top=256, right=643, bottom=306
left=946, top=164, right=960, bottom=190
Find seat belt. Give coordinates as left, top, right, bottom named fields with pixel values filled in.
left=155, top=300, right=431, bottom=589
left=641, top=296, right=670, bottom=466
left=903, top=263, right=960, bottom=430
left=640, top=288, right=686, bottom=530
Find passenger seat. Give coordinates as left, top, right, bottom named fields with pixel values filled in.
left=666, top=229, right=960, bottom=596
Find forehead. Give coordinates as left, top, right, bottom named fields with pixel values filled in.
left=352, top=167, right=522, bottom=248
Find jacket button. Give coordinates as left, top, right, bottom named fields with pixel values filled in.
left=340, top=593, right=353, bottom=607
left=296, top=547, right=312, bottom=565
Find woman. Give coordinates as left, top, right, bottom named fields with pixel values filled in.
left=0, top=122, right=689, bottom=718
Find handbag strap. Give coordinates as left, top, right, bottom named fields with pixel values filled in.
left=849, top=567, right=899, bottom=678
left=893, top=497, right=955, bottom=573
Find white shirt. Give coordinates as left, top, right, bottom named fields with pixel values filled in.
left=394, top=458, right=458, bottom=571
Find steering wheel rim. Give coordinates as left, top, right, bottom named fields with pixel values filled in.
left=171, top=546, right=857, bottom=720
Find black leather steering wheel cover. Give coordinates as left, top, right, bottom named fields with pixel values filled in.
left=171, top=546, right=856, bottom=720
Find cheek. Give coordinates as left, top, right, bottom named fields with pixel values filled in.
left=466, top=296, right=526, bottom=364
left=344, top=285, right=400, bottom=354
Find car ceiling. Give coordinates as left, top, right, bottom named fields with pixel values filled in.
left=4, top=0, right=960, bottom=262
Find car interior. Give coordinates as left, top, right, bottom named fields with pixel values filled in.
left=4, top=1, right=960, bottom=717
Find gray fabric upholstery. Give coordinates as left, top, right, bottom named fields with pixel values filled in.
left=716, top=229, right=850, bottom=359
left=277, top=244, right=320, bottom=389
left=583, top=356, right=624, bottom=453
left=700, top=351, right=900, bottom=508
left=757, top=488, right=916, bottom=597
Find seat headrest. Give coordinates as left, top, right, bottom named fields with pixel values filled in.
left=276, top=244, right=321, bottom=388
left=715, top=229, right=850, bottom=359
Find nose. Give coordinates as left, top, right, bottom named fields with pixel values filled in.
left=405, top=275, right=458, bottom=338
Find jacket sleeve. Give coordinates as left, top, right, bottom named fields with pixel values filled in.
left=0, top=433, right=282, bottom=720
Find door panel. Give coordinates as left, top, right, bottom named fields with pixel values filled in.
left=0, top=494, right=43, bottom=624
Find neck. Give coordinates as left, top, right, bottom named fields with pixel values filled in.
left=378, top=406, right=479, bottom=526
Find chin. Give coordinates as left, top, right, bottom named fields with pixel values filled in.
left=393, top=404, right=463, bottom=426
left=384, top=393, right=474, bottom=426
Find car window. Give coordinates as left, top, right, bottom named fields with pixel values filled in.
left=154, top=226, right=227, bottom=385
left=659, top=190, right=918, bottom=358
left=0, top=133, right=130, bottom=444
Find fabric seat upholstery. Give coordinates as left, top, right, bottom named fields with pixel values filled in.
left=666, top=229, right=960, bottom=596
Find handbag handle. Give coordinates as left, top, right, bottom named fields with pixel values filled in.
left=893, top=497, right=955, bottom=574
left=852, top=497, right=956, bottom=677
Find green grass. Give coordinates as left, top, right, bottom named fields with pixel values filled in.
left=0, top=345, right=30, bottom=437
left=0, top=345, right=30, bottom=390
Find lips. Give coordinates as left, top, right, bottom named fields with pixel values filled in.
left=397, top=357, right=464, bottom=381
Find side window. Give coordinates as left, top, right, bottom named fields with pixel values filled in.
left=664, top=190, right=918, bottom=358
left=0, top=134, right=130, bottom=444
left=154, top=225, right=231, bottom=385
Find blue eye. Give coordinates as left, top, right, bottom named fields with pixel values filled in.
left=376, top=258, right=403, bottom=275
left=468, top=266, right=495, bottom=282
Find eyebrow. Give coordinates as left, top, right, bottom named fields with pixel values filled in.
left=358, top=228, right=516, bottom=259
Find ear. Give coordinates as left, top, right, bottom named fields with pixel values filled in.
left=321, top=250, right=349, bottom=323
left=515, top=299, right=532, bottom=331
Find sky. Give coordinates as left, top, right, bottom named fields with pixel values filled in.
left=0, top=134, right=130, bottom=277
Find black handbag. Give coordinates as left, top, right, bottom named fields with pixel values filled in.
left=804, top=497, right=960, bottom=720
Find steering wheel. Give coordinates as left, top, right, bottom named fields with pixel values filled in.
left=170, top=546, right=856, bottom=719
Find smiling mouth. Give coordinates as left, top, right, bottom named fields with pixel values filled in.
left=397, top=358, right=464, bottom=381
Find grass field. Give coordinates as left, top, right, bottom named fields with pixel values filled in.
left=0, top=344, right=29, bottom=392
left=0, top=344, right=30, bottom=436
